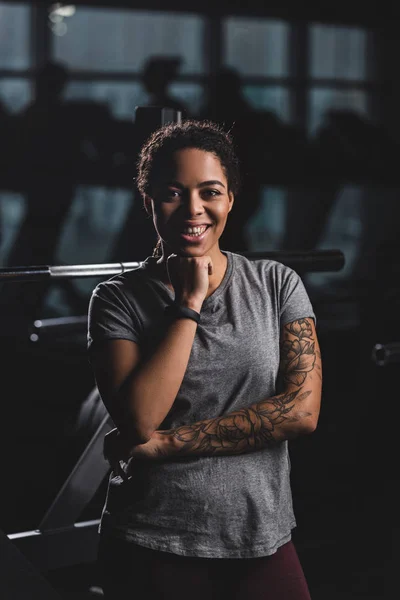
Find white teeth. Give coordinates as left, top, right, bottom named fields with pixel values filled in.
left=183, top=226, right=208, bottom=235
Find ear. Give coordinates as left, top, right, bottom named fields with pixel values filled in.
left=144, top=195, right=153, bottom=217
left=228, top=191, right=234, bottom=213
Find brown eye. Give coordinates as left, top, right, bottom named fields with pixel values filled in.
left=158, top=190, right=181, bottom=202
left=202, top=189, right=220, bottom=198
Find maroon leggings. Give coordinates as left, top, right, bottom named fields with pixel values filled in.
left=98, top=535, right=312, bottom=600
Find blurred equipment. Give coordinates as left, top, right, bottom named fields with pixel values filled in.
left=140, top=56, right=188, bottom=115
left=313, top=109, right=400, bottom=181
left=371, top=342, right=400, bottom=367
left=0, top=249, right=344, bottom=284
left=0, top=528, right=62, bottom=599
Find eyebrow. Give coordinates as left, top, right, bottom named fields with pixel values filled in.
left=167, top=180, right=226, bottom=189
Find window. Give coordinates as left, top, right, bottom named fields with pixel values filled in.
left=310, top=25, right=370, bottom=81
left=0, top=2, right=32, bottom=113
left=0, top=77, right=31, bottom=113
left=224, top=18, right=289, bottom=77
left=53, top=8, right=206, bottom=74
left=0, top=2, right=31, bottom=69
left=52, top=7, right=207, bottom=120
left=242, top=86, right=290, bottom=120
left=309, top=88, right=368, bottom=134
left=244, top=187, right=287, bottom=252
left=0, top=2, right=31, bottom=269
left=306, top=185, right=364, bottom=290
left=223, top=17, right=291, bottom=122
left=308, top=23, right=375, bottom=132
left=304, top=23, right=380, bottom=292
left=64, top=81, right=145, bottom=120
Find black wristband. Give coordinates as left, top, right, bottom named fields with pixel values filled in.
left=164, top=303, right=201, bottom=324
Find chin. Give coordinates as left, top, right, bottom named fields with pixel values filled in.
left=176, top=247, right=205, bottom=257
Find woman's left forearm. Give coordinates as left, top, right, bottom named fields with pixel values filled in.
left=123, top=316, right=322, bottom=462
left=152, top=387, right=319, bottom=459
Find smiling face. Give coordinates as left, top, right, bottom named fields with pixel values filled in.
left=144, top=147, right=234, bottom=260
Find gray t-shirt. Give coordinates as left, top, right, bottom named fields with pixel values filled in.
left=87, top=250, right=316, bottom=558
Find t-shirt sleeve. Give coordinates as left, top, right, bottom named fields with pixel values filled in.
left=87, top=280, right=142, bottom=353
left=279, top=267, right=316, bottom=327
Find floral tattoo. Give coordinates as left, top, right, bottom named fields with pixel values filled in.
left=159, top=318, right=319, bottom=456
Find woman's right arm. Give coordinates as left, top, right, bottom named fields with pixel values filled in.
left=90, top=254, right=212, bottom=445
left=91, top=311, right=200, bottom=445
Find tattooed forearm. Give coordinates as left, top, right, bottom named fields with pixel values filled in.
left=156, top=318, right=321, bottom=458
left=159, top=388, right=310, bottom=457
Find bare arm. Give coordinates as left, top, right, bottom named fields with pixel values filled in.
left=91, top=255, right=213, bottom=445
left=91, top=307, right=200, bottom=445
left=113, top=317, right=322, bottom=462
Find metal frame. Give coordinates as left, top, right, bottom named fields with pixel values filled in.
left=0, top=250, right=345, bottom=283
left=8, top=389, right=113, bottom=572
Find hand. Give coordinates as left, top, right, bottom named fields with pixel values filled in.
left=166, top=254, right=213, bottom=310
left=103, top=428, right=132, bottom=481
left=103, top=429, right=174, bottom=480
left=128, top=431, right=172, bottom=462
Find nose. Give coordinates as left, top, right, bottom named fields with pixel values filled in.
left=183, top=191, right=205, bottom=217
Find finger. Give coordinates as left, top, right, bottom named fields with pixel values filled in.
left=118, top=461, right=128, bottom=482
left=166, top=253, right=177, bottom=266
left=166, top=254, right=178, bottom=279
left=113, top=460, right=128, bottom=482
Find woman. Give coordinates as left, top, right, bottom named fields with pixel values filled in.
left=87, top=119, right=322, bottom=599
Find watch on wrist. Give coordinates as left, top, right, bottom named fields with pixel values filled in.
left=164, top=303, right=201, bottom=324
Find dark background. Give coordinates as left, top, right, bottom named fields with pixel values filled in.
left=0, top=1, right=397, bottom=598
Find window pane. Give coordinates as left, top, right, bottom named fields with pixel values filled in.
left=223, top=18, right=289, bottom=77
left=64, top=81, right=205, bottom=120
left=56, top=185, right=132, bottom=263
left=53, top=8, right=206, bottom=74
left=242, top=86, right=290, bottom=121
left=244, top=187, right=287, bottom=251
left=64, top=81, right=146, bottom=120
left=168, top=83, right=205, bottom=117
left=310, top=24, right=371, bottom=81
left=309, top=89, right=368, bottom=133
left=0, top=192, right=26, bottom=266
left=55, top=186, right=132, bottom=298
left=306, top=185, right=364, bottom=291
left=0, top=2, right=31, bottom=69
left=0, top=78, right=32, bottom=113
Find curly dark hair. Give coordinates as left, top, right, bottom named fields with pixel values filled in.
left=136, top=119, right=241, bottom=199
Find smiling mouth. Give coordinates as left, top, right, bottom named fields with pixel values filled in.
left=179, top=224, right=211, bottom=242
left=181, top=225, right=210, bottom=236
